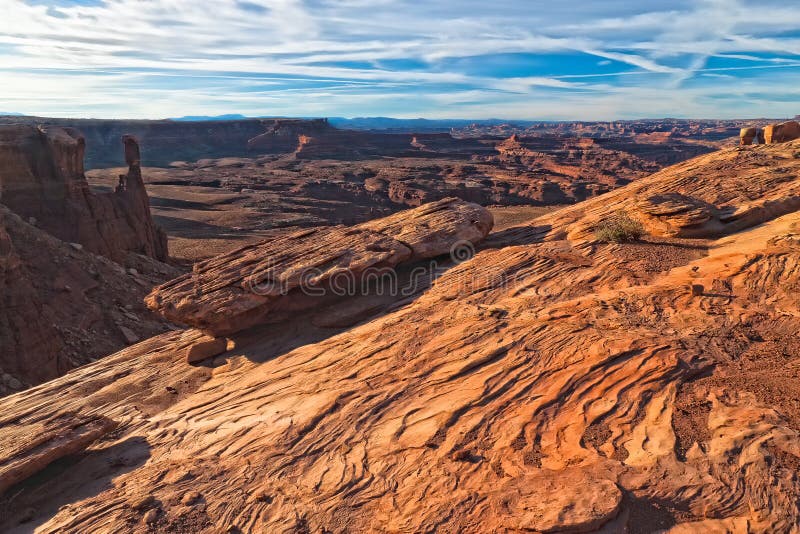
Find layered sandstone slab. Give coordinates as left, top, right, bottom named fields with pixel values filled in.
left=528, top=140, right=800, bottom=242
left=146, top=198, right=493, bottom=334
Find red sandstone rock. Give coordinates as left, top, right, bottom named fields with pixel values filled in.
left=185, top=336, right=229, bottom=363
left=6, top=142, right=800, bottom=531
left=740, top=127, right=758, bottom=145
left=0, top=201, right=176, bottom=394
left=0, top=412, right=117, bottom=494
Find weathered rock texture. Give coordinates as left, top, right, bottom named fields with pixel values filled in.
left=4, top=142, right=800, bottom=532
left=146, top=198, right=493, bottom=334
left=0, top=125, right=167, bottom=263
left=0, top=412, right=118, bottom=494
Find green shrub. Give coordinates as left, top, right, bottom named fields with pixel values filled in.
left=594, top=211, right=646, bottom=243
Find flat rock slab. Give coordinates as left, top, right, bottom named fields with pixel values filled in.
left=147, top=198, right=493, bottom=335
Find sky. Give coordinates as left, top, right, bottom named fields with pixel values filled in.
left=1, top=0, right=800, bottom=120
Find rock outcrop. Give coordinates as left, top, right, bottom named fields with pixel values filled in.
left=0, top=412, right=118, bottom=495
left=0, top=125, right=167, bottom=263
left=4, top=141, right=800, bottom=531
left=741, top=122, right=800, bottom=146
left=146, top=198, right=493, bottom=334
left=763, top=120, right=800, bottom=144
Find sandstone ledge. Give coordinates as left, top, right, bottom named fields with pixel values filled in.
left=146, top=198, right=493, bottom=335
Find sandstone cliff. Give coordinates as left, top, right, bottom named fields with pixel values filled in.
left=0, top=125, right=177, bottom=395
left=3, top=142, right=800, bottom=532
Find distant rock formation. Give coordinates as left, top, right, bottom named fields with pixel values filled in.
left=763, top=120, right=800, bottom=144
left=146, top=198, right=493, bottom=335
left=741, top=120, right=800, bottom=145
left=291, top=130, right=465, bottom=160
left=0, top=125, right=167, bottom=263
left=0, top=117, right=345, bottom=168
left=246, top=118, right=333, bottom=153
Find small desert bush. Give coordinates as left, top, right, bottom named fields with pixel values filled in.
left=594, top=211, right=646, bottom=243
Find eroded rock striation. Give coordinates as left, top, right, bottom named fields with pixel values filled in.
left=145, top=198, right=493, bottom=334
left=0, top=125, right=167, bottom=263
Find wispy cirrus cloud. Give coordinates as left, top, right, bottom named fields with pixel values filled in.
left=0, top=0, right=799, bottom=118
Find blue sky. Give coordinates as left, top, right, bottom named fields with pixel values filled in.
left=2, top=0, right=800, bottom=119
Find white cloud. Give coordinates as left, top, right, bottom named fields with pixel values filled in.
left=1, top=0, right=799, bottom=118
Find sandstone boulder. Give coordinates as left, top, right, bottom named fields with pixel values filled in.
left=739, top=127, right=757, bottom=146
left=185, top=336, right=230, bottom=363
left=636, top=193, right=720, bottom=237
left=763, top=120, right=800, bottom=144
left=146, top=198, right=493, bottom=335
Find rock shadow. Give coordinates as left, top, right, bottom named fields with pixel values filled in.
left=219, top=255, right=460, bottom=366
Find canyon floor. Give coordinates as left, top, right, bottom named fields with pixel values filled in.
left=2, top=138, right=800, bottom=532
